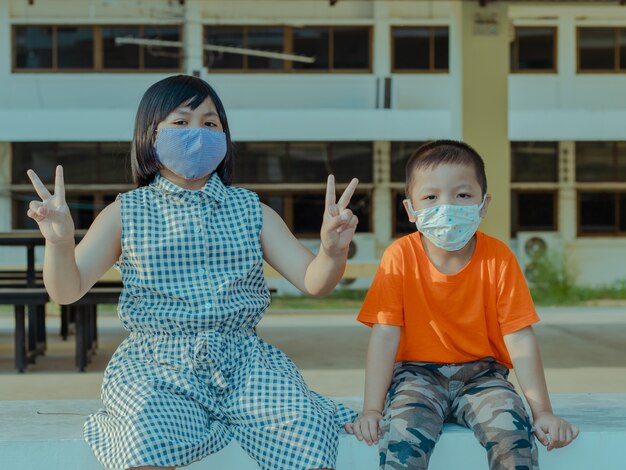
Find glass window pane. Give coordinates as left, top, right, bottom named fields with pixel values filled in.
left=292, top=192, right=370, bottom=235
left=620, top=29, right=626, bottom=71
left=513, top=192, right=556, bottom=232
left=576, top=142, right=615, bottom=182
left=287, top=143, right=332, bottom=182
left=12, top=142, right=131, bottom=184
left=247, top=28, right=285, bottom=69
left=57, top=27, right=93, bottom=68
left=333, top=28, right=369, bottom=69
left=12, top=196, right=38, bottom=229
left=617, top=142, right=626, bottom=182
left=511, top=142, right=558, bottom=182
left=103, top=26, right=140, bottom=69
left=620, top=194, right=626, bottom=232
left=328, top=143, right=372, bottom=183
left=393, top=27, right=429, bottom=70
left=15, top=26, right=52, bottom=69
left=579, top=28, right=616, bottom=71
left=579, top=192, right=616, bottom=234
left=292, top=194, right=325, bottom=234
left=205, top=27, right=244, bottom=69
left=433, top=28, right=449, bottom=70
left=293, top=28, right=329, bottom=70
left=391, top=142, right=424, bottom=182
left=516, top=27, right=555, bottom=70
left=394, top=192, right=415, bottom=236
left=233, top=142, right=287, bottom=184
left=143, top=26, right=180, bottom=69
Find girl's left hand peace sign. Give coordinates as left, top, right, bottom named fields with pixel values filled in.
left=320, top=175, right=359, bottom=256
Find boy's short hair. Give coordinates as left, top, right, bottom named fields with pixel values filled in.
left=404, top=140, right=488, bottom=198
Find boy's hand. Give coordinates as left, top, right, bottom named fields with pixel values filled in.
left=320, top=175, right=359, bottom=257
left=344, top=410, right=383, bottom=446
left=26, top=165, right=75, bottom=245
left=532, top=412, right=580, bottom=451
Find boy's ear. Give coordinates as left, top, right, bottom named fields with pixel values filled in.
left=403, top=198, right=417, bottom=223
left=480, top=194, right=492, bottom=218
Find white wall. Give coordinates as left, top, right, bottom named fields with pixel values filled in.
left=509, top=6, right=626, bottom=141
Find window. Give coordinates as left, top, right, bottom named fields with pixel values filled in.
left=578, top=27, right=626, bottom=72
left=391, top=27, right=449, bottom=72
left=511, top=142, right=559, bottom=182
left=578, top=192, right=626, bottom=235
left=576, top=142, right=626, bottom=182
left=390, top=141, right=426, bottom=182
left=233, top=142, right=373, bottom=184
left=205, top=27, right=285, bottom=70
left=204, top=25, right=371, bottom=72
left=13, top=25, right=181, bottom=72
left=510, top=27, right=556, bottom=72
left=393, top=191, right=415, bottom=237
left=11, top=142, right=132, bottom=229
left=511, top=191, right=558, bottom=235
left=510, top=142, right=559, bottom=237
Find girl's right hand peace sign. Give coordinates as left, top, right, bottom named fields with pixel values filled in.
left=26, top=165, right=75, bottom=244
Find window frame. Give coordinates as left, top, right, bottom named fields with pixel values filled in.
left=12, top=24, right=183, bottom=73
left=511, top=189, right=559, bottom=237
left=576, top=190, right=626, bottom=237
left=390, top=26, right=449, bottom=74
left=203, top=25, right=373, bottom=73
left=510, top=26, right=558, bottom=74
left=576, top=26, right=625, bottom=74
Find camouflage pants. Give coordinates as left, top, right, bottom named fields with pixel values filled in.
left=379, top=359, right=539, bottom=470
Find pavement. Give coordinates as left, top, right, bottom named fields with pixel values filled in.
left=0, top=306, right=625, bottom=400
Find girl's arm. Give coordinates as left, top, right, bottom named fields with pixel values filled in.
left=27, top=166, right=122, bottom=304
left=346, top=324, right=401, bottom=445
left=504, top=326, right=579, bottom=450
left=260, top=175, right=359, bottom=296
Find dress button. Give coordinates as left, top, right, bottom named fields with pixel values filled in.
left=195, top=225, right=202, bottom=233
left=198, top=267, right=206, bottom=275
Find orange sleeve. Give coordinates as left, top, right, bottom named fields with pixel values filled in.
left=497, top=251, right=540, bottom=335
left=357, top=242, right=405, bottom=327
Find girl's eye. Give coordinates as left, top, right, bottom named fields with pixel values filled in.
left=173, top=120, right=187, bottom=125
left=205, top=122, right=217, bottom=127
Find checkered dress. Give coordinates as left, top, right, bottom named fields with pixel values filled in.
left=83, top=173, right=356, bottom=470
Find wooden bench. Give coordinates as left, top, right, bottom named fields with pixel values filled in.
left=61, top=287, right=122, bottom=372
left=0, top=288, right=49, bottom=372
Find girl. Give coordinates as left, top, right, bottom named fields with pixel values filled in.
left=27, top=75, right=359, bottom=470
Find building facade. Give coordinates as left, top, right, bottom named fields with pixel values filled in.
left=1, top=0, right=625, bottom=290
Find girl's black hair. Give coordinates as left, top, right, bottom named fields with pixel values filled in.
left=130, top=75, right=234, bottom=187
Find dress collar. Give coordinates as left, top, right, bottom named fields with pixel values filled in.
left=150, top=172, right=227, bottom=203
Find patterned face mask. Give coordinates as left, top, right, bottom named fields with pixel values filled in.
left=406, top=196, right=486, bottom=251
left=155, top=127, right=227, bottom=180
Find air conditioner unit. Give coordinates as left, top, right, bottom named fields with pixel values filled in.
left=515, top=231, right=562, bottom=286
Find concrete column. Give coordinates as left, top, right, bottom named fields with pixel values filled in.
left=372, top=140, right=392, bottom=255
left=559, top=140, right=577, bottom=242
left=184, top=1, right=204, bottom=75
left=456, top=1, right=511, bottom=243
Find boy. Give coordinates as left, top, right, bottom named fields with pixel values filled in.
left=345, top=140, right=578, bottom=469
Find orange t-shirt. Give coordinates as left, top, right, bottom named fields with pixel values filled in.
left=357, top=231, right=539, bottom=369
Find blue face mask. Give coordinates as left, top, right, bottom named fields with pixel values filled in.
left=155, top=127, right=227, bottom=180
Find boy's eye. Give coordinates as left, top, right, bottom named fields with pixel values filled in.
left=424, top=195, right=436, bottom=200
left=458, top=193, right=471, bottom=198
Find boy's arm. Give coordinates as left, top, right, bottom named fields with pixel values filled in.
left=346, top=324, right=401, bottom=445
left=504, top=326, right=579, bottom=450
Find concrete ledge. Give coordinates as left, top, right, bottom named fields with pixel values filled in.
left=0, top=395, right=624, bottom=469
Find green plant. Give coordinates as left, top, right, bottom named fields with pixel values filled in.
left=527, top=249, right=579, bottom=304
